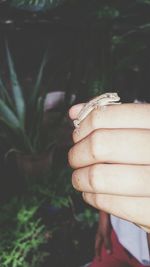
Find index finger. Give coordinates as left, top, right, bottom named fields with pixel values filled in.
left=68, top=103, right=84, bottom=120
left=72, top=103, right=150, bottom=143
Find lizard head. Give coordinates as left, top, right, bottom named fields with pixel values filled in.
left=104, top=92, right=121, bottom=103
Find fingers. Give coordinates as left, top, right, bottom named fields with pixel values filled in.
left=69, top=128, right=150, bottom=169
left=82, top=193, right=150, bottom=227
left=71, top=103, right=150, bottom=143
left=72, top=164, right=150, bottom=196
left=68, top=102, right=150, bottom=230
left=68, top=103, right=84, bottom=120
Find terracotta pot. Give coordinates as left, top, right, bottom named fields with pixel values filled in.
left=15, top=147, right=55, bottom=177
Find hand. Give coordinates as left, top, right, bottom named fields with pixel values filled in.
left=68, top=102, right=150, bottom=231
left=95, top=211, right=112, bottom=260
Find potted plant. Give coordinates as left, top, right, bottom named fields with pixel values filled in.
left=0, top=43, right=64, bottom=176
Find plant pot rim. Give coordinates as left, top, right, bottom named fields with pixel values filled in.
left=15, top=145, right=55, bottom=160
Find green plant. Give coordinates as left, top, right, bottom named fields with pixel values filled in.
left=10, top=0, right=65, bottom=11
left=0, top=196, right=49, bottom=267
left=0, top=43, right=60, bottom=155
left=83, top=1, right=150, bottom=99
left=74, top=208, right=99, bottom=228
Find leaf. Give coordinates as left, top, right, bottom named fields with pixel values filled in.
left=0, top=99, right=21, bottom=130
left=0, top=74, right=6, bottom=100
left=0, top=73, right=15, bottom=109
left=137, top=0, right=150, bottom=4
left=11, top=0, right=65, bottom=11
left=32, top=96, right=44, bottom=150
left=5, top=42, right=25, bottom=128
left=30, top=52, right=48, bottom=105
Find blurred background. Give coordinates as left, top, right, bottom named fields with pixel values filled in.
left=0, top=1, right=150, bottom=267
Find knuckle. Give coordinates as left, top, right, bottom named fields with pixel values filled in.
left=91, top=129, right=112, bottom=162
left=94, top=194, right=101, bottom=209
left=72, top=171, right=80, bottom=190
left=90, top=109, right=99, bottom=129
left=89, top=130, right=101, bottom=160
left=88, top=165, right=100, bottom=191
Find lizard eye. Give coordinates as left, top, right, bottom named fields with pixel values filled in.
left=106, top=93, right=110, bottom=97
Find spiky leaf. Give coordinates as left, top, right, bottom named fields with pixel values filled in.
left=0, top=74, right=14, bottom=109
left=11, top=0, right=65, bottom=11
left=0, top=99, right=21, bottom=130
left=6, top=43, right=25, bottom=128
left=30, top=52, right=48, bottom=105
left=0, top=75, right=7, bottom=100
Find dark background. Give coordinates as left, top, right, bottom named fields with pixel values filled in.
left=0, top=1, right=150, bottom=267
left=1, top=0, right=150, bottom=102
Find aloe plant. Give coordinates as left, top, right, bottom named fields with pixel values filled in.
left=11, top=0, right=65, bottom=11
left=0, top=44, right=56, bottom=155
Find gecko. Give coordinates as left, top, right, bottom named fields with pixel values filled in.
left=73, top=92, right=121, bottom=130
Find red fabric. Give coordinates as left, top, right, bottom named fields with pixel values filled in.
left=89, top=230, right=150, bottom=267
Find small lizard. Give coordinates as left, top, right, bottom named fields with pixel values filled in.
left=73, top=92, right=121, bottom=130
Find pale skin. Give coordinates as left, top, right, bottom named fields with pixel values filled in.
left=68, top=103, right=150, bottom=232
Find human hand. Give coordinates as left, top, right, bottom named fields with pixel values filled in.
left=95, top=211, right=112, bottom=260
left=68, top=102, right=150, bottom=232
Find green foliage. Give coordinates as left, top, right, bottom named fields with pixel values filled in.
left=137, top=0, right=150, bottom=4
left=6, top=43, right=25, bottom=128
left=11, top=0, right=65, bottom=11
left=86, top=1, right=150, bottom=97
left=0, top=197, right=49, bottom=267
left=75, top=208, right=99, bottom=228
left=0, top=45, right=59, bottom=155
left=29, top=166, right=73, bottom=208
left=97, top=6, right=119, bottom=19
left=0, top=158, right=98, bottom=267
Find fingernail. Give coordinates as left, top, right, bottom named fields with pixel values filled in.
left=82, top=192, right=86, bottom=201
